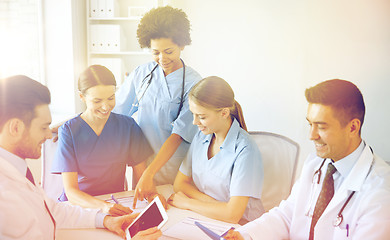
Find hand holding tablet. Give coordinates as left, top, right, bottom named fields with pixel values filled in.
left=126, top=196, right=168, bottom=239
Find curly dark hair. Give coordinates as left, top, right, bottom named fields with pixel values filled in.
left=137, top=6, right=191, bottom=48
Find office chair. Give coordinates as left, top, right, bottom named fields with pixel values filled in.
left=249, top=131, right=300, bottom=212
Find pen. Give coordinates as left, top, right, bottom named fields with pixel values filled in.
left=111, top=194, right=119, bottom=204
left=346, top=224, right=349, bottom=237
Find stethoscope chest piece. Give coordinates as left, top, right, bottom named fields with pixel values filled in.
left=333, top=215, right=343, bottom=227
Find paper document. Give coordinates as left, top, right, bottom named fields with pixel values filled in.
left=106, top=196, right=148, bottom=213
left=163, top=217, right=233, bottom=240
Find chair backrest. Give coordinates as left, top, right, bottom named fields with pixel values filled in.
left=41, top=135, right=64, bottom=201
left=249, top=131, right=300, bottom=212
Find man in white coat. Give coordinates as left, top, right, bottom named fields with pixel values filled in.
left=226, top=79, right=390, bottom=240
left=0, top=75, right=162, bottom=240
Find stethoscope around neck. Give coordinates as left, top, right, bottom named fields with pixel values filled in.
left=309, top=158, right=357, bottom=227
left=130, top=59, right=186, bottom=121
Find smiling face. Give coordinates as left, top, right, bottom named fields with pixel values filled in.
left=189, top=98, right=230, bottom=136
left=80, top=85, right=116, bottom=120
left=306, top=103, right=361, bottom=162
left=14, top=104, right=52, bottom=159
left=150, top=38, right=184, bottom=75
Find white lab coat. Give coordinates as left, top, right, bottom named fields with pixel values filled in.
left=238, top=144, right=390, bottom=240
left=0, top=156, right=98, bottom=240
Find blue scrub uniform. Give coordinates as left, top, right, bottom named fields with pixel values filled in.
left=179, top=119, right=265, bottom=222
left=51, top=113, right=153, bottom=201
left=113, top=61, right=202, bottom=185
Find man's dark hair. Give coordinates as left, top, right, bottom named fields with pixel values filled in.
left=0, top=75, right=51, bottom=130
left=305, top=79, right=365, bottom=133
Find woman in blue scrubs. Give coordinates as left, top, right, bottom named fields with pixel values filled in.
left=51, top=65, right=154, bottom=216
left=113, top=6, right=202, bottom=205
left=168, top=76, right=265, bottom=224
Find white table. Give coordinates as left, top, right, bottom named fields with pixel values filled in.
left=56, top=185, right=240, bottom=240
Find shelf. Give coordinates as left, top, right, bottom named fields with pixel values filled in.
left=89, top=17, right=141, bottom=21
left=90, top=51, right=150, bottom=55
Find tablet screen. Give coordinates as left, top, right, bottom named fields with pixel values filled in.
left=128, top=200, right=164, bottom=237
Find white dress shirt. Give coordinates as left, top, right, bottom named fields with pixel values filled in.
left=0, top=147, right=103, bottom=240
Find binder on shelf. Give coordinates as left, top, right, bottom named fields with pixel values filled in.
left=90, top=0, right=98, bottom=17
left=97, top=0, right=106, bottom=17
left=90, top=24, right=126, bottom=53
left=103, top=24, right=126, bottom=52
left=105, top=0, right=119, bottom=18
left=89, top=24, right=100, bottom=52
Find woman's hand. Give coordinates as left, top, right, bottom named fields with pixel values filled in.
left=106, top=203, right=133, bottom=217
left=146, top=192, right=168, bottom=210
left=167, top=191, right=191, bottom=210
left=133, top=173, right=156, bottom=209
left=50, top=125, right=60, bottom=142
left=103, top=214, right=136, bottom=239
left=224, top=229, right=245, bottom=240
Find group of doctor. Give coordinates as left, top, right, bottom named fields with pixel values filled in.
left=0, top=5, right=389, bottom=240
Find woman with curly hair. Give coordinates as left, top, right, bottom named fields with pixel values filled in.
left=113, top=6, right=202, bottom=207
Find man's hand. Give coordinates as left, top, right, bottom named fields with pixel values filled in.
left=132, top=227, right=162, bottom=240
left=103, top=214, right=136, bottom=239
left=104, top=214, right=162, bottom=240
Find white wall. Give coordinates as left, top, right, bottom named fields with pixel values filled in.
left=172, top=0, right=390, bottom=171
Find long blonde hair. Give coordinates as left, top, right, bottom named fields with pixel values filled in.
left=189, top=76, right=247, bottom=131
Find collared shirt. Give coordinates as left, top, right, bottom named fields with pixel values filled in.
left=0, top=146, right=28, bottom=178
left=179, top=119, right=265, bottom=221
left=113, top=61, right=202, bottom=185
left=0, top=147, right=107, bottom=236
left=332, top=140, right=365, bottom=190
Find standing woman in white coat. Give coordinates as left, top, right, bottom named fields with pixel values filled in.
left=113, top=6, right=202, bottom=206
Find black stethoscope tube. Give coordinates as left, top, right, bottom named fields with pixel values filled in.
left=131, top=59, right=186, bottom=121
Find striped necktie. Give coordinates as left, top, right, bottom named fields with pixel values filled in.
left=309, top=163, right=337, bottom=240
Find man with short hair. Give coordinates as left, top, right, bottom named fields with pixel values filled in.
left=0, top=75, right=161, bottom=240
left=226, top=79, right=390, bottom=240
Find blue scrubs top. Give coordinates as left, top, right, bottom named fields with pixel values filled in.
left=113, top=61, right=202, bottom=185
left=179, top=119, right=265, bottom=222
left=51, top=113, right=153, bottom=201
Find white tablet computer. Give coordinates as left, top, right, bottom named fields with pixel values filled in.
left=125, top=196, right=168, bottom=239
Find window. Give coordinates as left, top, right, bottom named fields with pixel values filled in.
left=0, top=0, right=43, bottom=80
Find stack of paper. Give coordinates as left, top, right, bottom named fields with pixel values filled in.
left=163, top=217, right=233, bottom=240
left=106, top=196, right=148, bottom=213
